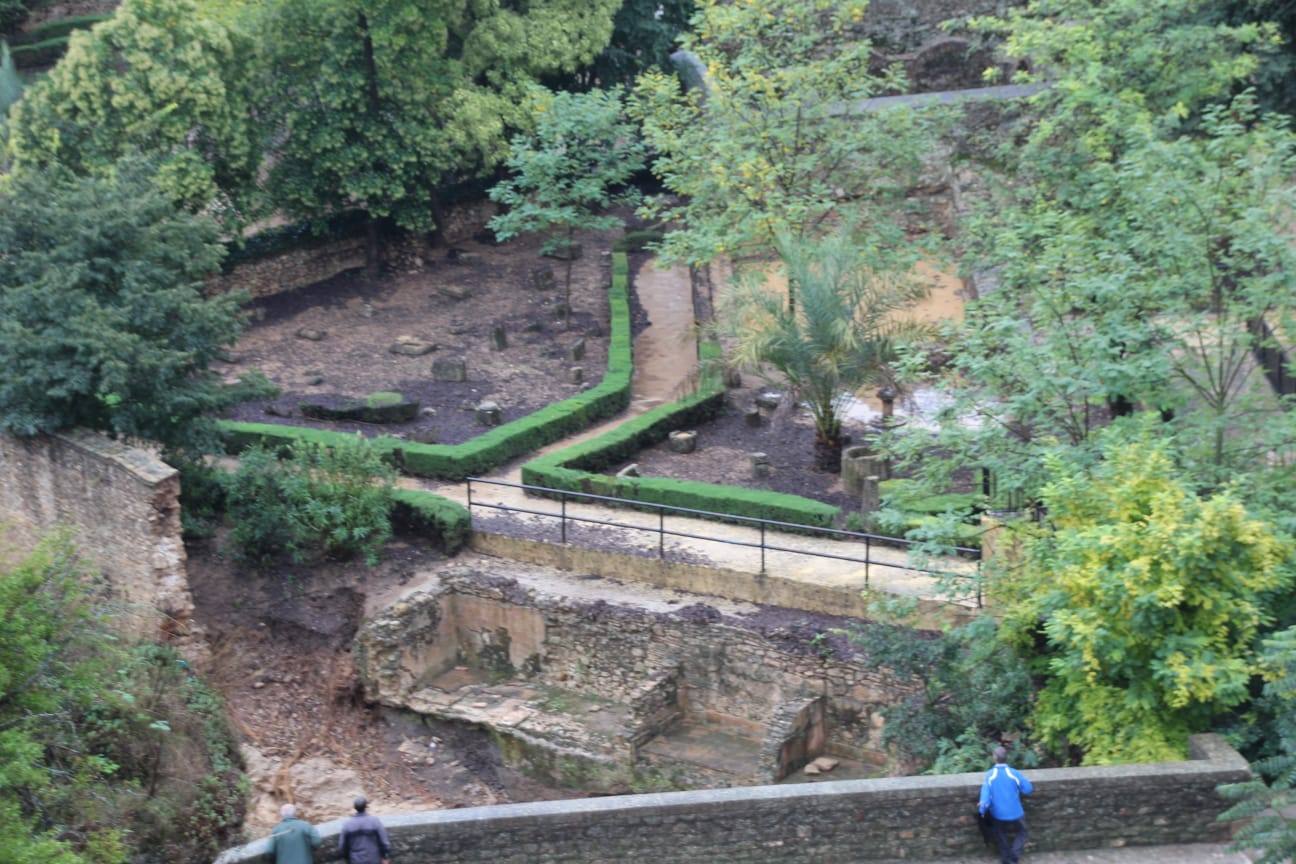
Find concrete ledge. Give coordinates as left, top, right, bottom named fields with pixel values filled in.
left=470, top=531, right=972, bottom=627
left=215, top=734, right=1248, bottom=863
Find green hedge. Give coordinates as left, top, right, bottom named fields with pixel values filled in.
left=220, top=252, right=635, bottom=480
left=520, top=342, right=841, bottom=530
left=10, top=34, right=64, bottom=68
left=612, top=229, right=664, bottom=253
left=9, top=12, right=106, bottom=45
left=391, top=489, right=470, bottom=554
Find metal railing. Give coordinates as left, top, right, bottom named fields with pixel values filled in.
left=465, top=477, right=983, bottom=607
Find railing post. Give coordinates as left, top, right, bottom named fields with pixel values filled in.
left=760, top=521, right=766, bottom=575
left=865, top=535, right=870, bottom=589
left=560, top=492, right=567, bottom=545
left=658, top=507, right=665, bottom=559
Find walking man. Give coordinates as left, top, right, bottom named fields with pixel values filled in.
left=269, top=804, right=321, bottom=864
left=978, top=746, right=1034, bottom=864
left=338, top=796, right=392, bottom=864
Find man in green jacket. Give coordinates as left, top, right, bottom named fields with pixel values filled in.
left=269, top=803, right=322, bottom=864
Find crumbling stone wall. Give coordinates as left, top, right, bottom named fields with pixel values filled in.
left=217, top=733, right=1249, bottom=864
left=357, top=568, right=909, bottom=764
left=0, top=430, right=194, bottom=641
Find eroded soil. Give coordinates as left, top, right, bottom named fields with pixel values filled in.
left=187, top=535, right=577, bottom=838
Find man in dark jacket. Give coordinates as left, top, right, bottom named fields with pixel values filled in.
left=338, top=796, right=392, bottom=864
left=269, top=804, right=321, bottom=864
left=978, top=746, right=1034, bottom=864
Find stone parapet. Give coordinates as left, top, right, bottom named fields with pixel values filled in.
left=216, top=733, right=1248, bottom=863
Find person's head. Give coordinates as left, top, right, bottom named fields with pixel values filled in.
left=993, top=746, right=1008, bottom=764
left=280, top=803, right=297, bottom=820
left=353, top=795, right=368, bottom=814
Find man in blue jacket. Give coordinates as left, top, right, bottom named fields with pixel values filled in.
left=338, top=796, right=392, bottom=864
left=978, top=746, right=1034, bottom=864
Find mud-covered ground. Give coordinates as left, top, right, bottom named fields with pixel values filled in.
left=223, top=229, right=618, bottom=444
left=187, top=534, right=579, bottom=837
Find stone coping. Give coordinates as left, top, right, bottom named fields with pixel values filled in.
left=215, top=734, right=1248, bottom=863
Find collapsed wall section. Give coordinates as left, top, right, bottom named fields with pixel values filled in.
left=0, top=429, right=194, bottom=642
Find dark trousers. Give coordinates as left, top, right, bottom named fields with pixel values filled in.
left=990, top=818, right=1028, bottom=864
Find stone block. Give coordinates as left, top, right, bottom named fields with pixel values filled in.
left=744, top=406, right=762, bottom=427
left=490, top=324, right=508, bottom=351
left=440, top=284, right=472, bottom=301
left=390, top=338, right=438, bottom=356
left=295, top=327, right=325, bottom=341
left=755, top=391, right=782, bottom=411
left=531, top=267, right=558, bottom=292
left=616, top=463, right=641, bottom=478
left=432, top=358, right=467, bottom=383
left=750, top=452, right=771, bottom=479
left=568, top=366, right=584, bottom=385
left=567, top=338, right=586, bottom=363
left=668, top=431, right=697, bottom=454
left=475, top=401, right=502, bottom=427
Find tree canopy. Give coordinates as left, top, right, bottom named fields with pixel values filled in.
left=0, top=164, right=255, bottom=458
left=4, top=0, right=261, bottom=226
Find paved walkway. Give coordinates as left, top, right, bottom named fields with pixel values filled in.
left=892, top=844, right=1255, bottom=863
left=401, top=257, right=979, bottom=610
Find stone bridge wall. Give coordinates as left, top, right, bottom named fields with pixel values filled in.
left=216, top=734, right=1248, bottom=864
left=0, top=430, right=193, bottom=641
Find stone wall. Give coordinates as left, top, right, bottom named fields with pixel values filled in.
left=357, top=566, right=911, bottom=772
left=206, top=198, right=497, bottom=300
left=216, top=733, right=1248, bottom=864
left=0, top=430, right=194, bottom=641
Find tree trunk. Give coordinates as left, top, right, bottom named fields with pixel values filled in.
left=365, top=216, right=381, bottom=280
left=426, top=186, right=448, bottom=250
left=814, top=430, right=843, bottom=472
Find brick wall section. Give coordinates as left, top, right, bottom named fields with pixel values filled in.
left=216, top=734, right=1248, bottom=864
left=0, top=430, right=193, bottom=641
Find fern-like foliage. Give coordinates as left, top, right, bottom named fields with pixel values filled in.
left=1219, top=626, right=1296, bottom=863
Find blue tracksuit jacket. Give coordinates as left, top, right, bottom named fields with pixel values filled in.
left=978, top=763, right=1033, bottom=820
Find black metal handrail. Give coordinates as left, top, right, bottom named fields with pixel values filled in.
left=465, top=477, right=983, bottom=607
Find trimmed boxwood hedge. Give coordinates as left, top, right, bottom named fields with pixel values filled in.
left=520, top=342, right=842, bottom=530
left=391, top=488, right=470, bottom=553
left=219, top=251, right=635, bottom=480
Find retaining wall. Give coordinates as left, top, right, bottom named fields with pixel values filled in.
left=0, top=430, right=194, bottom=641
left=216, top=733, right=1247, bottom=863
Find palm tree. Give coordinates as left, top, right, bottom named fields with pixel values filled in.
left=720, top=228, right=930, bottom=471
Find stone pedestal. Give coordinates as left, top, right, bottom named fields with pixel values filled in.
left=567, top=338, right=586, bottom=363
left=861, top=475, right=881, bottom=514
left=744, top=407, right=762, bottom=428
left=750, top=452, right=771, bottom=479
left=668, top=431, right=697, bottom=453
left=475, top=401, right=502, bottom=426
left=568, top=366, right=584, bottom=384
left=841, top=445, right=883, bottom=497
left=432, top=358, right=467, bottom=383
left=490, top=324, right=508, bottom=351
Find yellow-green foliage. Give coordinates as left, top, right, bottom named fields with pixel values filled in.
left=4, top=0, right=259, bottom=224
left=995, top=424, right=1292, bottom=764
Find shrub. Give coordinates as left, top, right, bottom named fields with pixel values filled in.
left=391, top=489, right=470, bottom=554
left=224, top=437, right=396, bottom=566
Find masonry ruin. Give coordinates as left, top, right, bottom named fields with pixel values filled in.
left=357, top=563, right=911, bottom=792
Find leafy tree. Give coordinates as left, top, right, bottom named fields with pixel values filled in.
left=1219, top=626, right=1296, bottom=864
left=579, top=0, right=695, bottom=87
left=4, top=0, right=261, bottom=226
left=0, top=163, right=258, bottom=460
left=891, top=92, right=1296, bottom=510
left=258, top=0, right=620, bottom=275
left=0, top=0, right=29, bottom=35
left=0, top=39, right=20, bottom=119
left=994, top=422, right=1293, bottom=764
left=718, top=228, right=928, bottom=470
left=631, top=0, right=928, bottom=271
left=224, top=437, right=396, bottom=567
left=854, top=615, right=1039, bottom=775
left=0, top=536, right=245, bottom=864
left=489, top=87, right=645, bottom=323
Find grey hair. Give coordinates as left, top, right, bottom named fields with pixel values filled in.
left=280, top=803, right=297, bottom=819
left=993, top=746, right=1008, bottom=763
